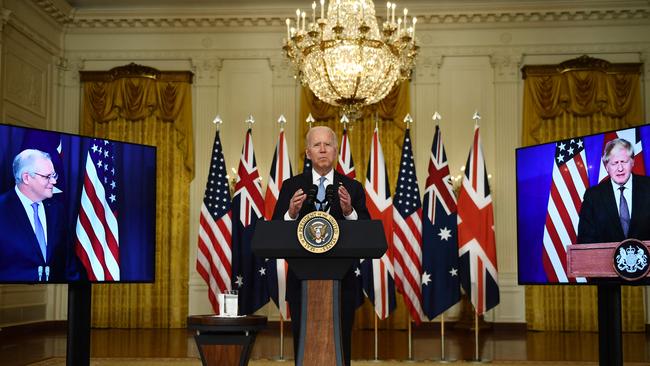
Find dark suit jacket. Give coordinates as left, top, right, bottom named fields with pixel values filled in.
left=0, top=189, right=74, bottom=282
left=271, top=169, right=369, bottom=366
left=577, top=174, right=650, bottom=244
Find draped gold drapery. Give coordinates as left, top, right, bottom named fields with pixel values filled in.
left=299, top=82, right=412, bottom=329
left=80, top=64, right=194, bottom=328
left=521, top=56, right=645, bottom=331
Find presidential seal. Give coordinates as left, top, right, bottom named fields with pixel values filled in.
left=613, top=238, right=650, bottom=281
left=297, top=211, right=339, bottom=254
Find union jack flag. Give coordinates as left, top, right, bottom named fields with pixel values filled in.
left=392, top=128, right=425, bottom=323
left=75, top=139, right=120, bottom=281
left=231, top=129, right=269, bottom=314
left=457, top=125, right=499, bottom=315
left=362, top=127, right=396, bottom=319
left=196, top=130, right=232, bottom=313
left=336, top=128, right=356, bottom=179
left=264, top=129, right=293, bottom=319
left=421, top=125, right=460, bottom=319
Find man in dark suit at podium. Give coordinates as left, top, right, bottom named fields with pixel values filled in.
left=577, top=138, right=650, bottom=244
left=0, top=149, right=74, bottom=282
left=272, top=126, right=369, bottom=366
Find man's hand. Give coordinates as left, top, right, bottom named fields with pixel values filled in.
left=338, top=185, right=353, bottom=216
left=288, top=189, right=306, bottom=219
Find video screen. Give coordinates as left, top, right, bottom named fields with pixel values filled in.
left=0, top=123, right=156, bottom=283
left=516, top=125, right=650, bottom=284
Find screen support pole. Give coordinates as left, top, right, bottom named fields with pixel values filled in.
left=597, top=284, right=622, bottom=366
left=67, top=282, right=92, bottom=366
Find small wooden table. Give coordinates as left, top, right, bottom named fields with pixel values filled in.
left=187, top=314, right=267, bottom=366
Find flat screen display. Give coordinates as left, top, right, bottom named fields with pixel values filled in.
left=516, top=125, right=650, bottom=284
left=0, top=123, right=156, bottom=283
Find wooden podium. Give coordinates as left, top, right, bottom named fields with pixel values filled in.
left=187, top=314, right=267, bottom=366
left=252, top=219, right=387, bottom=366
left=566, top=240, right=650, bottom=366
left=567, top=241, right=650, bottom=278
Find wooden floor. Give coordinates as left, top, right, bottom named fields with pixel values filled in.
left=1, top=322, right=649, bottom=365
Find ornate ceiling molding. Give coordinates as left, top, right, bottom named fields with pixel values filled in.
left=63, top=42, right=650, bottom=65
left=32, top=0, right=73, bottom=25
left=31, top=1, right=650, bottom=29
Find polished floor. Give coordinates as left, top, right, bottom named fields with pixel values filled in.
left=1, top=322, right=649, bottom=365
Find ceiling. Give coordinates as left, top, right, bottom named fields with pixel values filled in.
left=64, top=0, right=639, bottom=11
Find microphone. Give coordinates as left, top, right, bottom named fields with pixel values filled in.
left=304, top=184, right=318, bottom=207
left=325, top=184, right=339, bottom=208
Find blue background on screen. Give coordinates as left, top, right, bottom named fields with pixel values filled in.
left=0, top=124, right=156, bottom=283
left=516, top=125, right=650, bottom=284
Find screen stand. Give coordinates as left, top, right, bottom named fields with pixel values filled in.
left=66, top=282, right=92, bottom=366
left=597, top=284, right=622, bottom=366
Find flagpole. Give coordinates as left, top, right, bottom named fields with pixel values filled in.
left=474, top=311, right=479, bottom=361
left=436, top=313, right=454, bottom=363
left=374, top=314, right=379, bottom=362
left=278, top=315, right=286, bottom=361
left=407, top=318, right=414, bottom=362
left=467, top=309, right=490, bottom=363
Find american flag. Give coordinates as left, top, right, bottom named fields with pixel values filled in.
left=196, top=130, right=232, bottom=313
left=75, top=139, right=120, bottom=281
left=336, top=128, right=356, bottom=179
left=362, top=127, right=396, bottom=319
left=421, top=125, right=460, bottom=319
left=231, top=129, right=269, bottom=314
left=542, top=137, right=588, bottom=283
left=264, top=129, right=293, bottom=319
left=457, top=125, right=499, bottom=315
left=392, top=128, right=425, bottom=323
left=597, top=127, right=646, bottom=182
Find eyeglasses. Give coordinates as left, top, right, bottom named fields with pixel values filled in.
left=33, top=172, right=59, bottom=181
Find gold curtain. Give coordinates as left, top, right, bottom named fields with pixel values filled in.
left=521, top=56, right=645, bottom=331
left=299, top=82, right=412, bottom=329
left=80, top=64, right=194, bottom=328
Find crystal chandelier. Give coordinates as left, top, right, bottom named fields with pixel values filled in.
left=283, top=0, right=418, bottom=113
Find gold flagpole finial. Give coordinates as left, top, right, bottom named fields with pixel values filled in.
left=472, top=110, right=481, bottom=127
left=278, top=114, right=287, bottom=128
left=213, top=115, right=223, bottom=131
left=403, top=113, right=413, bottom=129
left=245, top=114, right=255, bottom=129
left=306, top=113, right=315, bottom=129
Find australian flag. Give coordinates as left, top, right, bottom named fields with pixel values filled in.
left=231, top=129, right=269, bottom=314
left=421, top=125, right=460, bottom=319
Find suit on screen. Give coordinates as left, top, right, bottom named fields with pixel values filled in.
left=577, top=174, right=650, bottom=244
left=0, top=189, right=75, bottom=282
left=272, top=169, right=369, bottom=366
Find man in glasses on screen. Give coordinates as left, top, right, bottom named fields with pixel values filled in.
left=577, top=138, right=650, bottom=244
left=0, top=149, right=75, bottom=282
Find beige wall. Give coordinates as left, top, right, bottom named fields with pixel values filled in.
left=1, top=0, right=650, bottom=326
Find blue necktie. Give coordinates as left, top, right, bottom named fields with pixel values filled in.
left=317, top=176, right=326, bottom=210
left=31, top=202, right=47, bottom=261
left=619, top=186, right=630, bottom=237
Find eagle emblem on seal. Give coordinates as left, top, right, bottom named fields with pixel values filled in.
left=308, top=221, right=329, bottom=244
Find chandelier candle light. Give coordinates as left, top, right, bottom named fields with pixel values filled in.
left=284, top=0, right=418, bottom=113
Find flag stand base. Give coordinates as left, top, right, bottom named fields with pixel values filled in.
left=465, top=358, right=492, bottom=363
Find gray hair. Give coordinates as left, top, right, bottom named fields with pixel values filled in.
left=305, top=126, right=338, bottom=149
left=13, top=149, right=52, bottom=184
left=602, top=138, right=633, bottom=164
